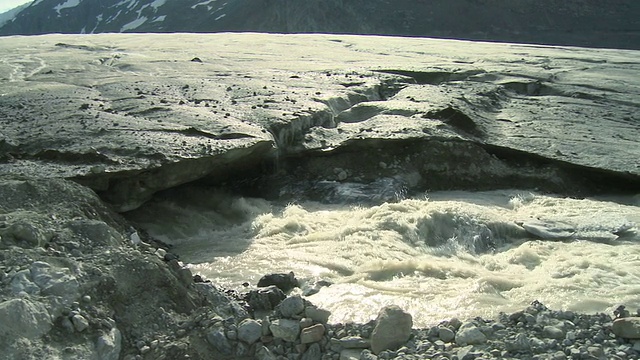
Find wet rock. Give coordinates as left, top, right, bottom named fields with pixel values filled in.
left=0, top=298, right=52, bottom=339
left=300, top=323, right=325, bottom=344
left=278, top=295, right=305, bottom=318
left=612, top=317, right=640, bottom=339
left=246, top=285, right=287, bottom=312
left=258, top=272, right=299, bottom=292
left=270, top=318, right=301, bottom=342
left=370, top=305, right=413, bottom=354
left=455, top=323, right=487, bottom=346
left=96, top=328, right=122, bottom=360
left=238, top=318, right=262, bottom=344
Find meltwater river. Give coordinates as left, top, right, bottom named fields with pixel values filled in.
left=128, top=187, right=640, bottom=327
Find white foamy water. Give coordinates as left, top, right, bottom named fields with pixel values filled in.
left=127, top=188, right=640, bottom=327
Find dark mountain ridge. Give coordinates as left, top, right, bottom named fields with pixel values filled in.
left=1, top=0, right=639, bottom=49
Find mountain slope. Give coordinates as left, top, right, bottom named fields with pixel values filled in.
left=1, top=0, right=639, bottom=50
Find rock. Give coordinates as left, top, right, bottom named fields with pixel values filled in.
left=238, top=318, right=262, bottom=344
left=3, top=221, right=47, bottom=247
left=542, top=325, right=565, bottom=339
left=457, top=345, right=475, bottom=360
left=438, top=327, right=455, bottom=342
left=340, top=349, right=363, bottom=360
left=72, top=314, right=90, bottom=332
left=455, top=323, right=487, bottom=346
left=300, top=317, right=314, bottom=329
left=257, top=272, right=299, bottom=292
left=301, top=342, right=322, bottom=360
left=370, top=305, right=413, bottom=354
left=206, top=326, right=233, bottom=356
left=270, top=318, right=301, bottom=342
left=30, top=261, right=79, bottom=299
left=300, top=323, right=325, bottom=344
left=505, top=333, right=530, bottom=352
left=96, top=328, right=122, bottom=360
left=612, top=317, right=640, bottom=339
left=256, top=345, right=277, bottom=360
left=10, top=269, right=40, bottom=295
left=360, top=349, right=378, bottom=360
left=246, top=285, right=287, bottom=311
left=305, top=306, right=331, bottom=324
left=339, top=336, right=370, bottom=349
left=278, top=295, right=305, bottom=318
left=0, top=298, right=52, bottom=339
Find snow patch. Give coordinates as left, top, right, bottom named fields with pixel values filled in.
left=120, top=16, right=147, bottom=32
left=54, top=0, right=82, bottom=15
left=150, top=0, right=167, bottom=10
left=106, top=10, right=123, bottom=23
left=91, top=14, right=103, bottom=33
left=191, top=0, right=217, bottom=9
left=215, top=13, right=226, bottom=21
left=152, top=15, right=166, bottom=22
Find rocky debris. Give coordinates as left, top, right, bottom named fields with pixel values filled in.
left=371, top=305, right=414, bottom=354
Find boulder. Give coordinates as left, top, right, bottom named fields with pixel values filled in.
left=258, top=272, right=299, bottom=292
left=455, top=323, right=487, bottom=346
left=269, top=319, right=301, bottom=342
left=238, top=318, right=262, bottom=344
left=206, top=326, right=233, bottom=356
left=305, top=306, right=331, bottom=324
left=612, top=317, right=640, bottom=339
left=278, top=295, right=305, bottom=318
left=301, top=343, right=322, bottom=360
left=370, top=305, right=413, bottom=354
left=246, top=285, right=286, bottom=311
left=438, top=327, right=455, bottom=342
left=0, top=298, right=52, bottom=339
left=96, top=328, right=122, bottom=360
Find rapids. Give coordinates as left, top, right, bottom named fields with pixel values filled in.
left=126, top=187, right=640, bottom=327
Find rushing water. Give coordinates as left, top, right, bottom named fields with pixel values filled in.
left=127, top=186, right=640, bottom=327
